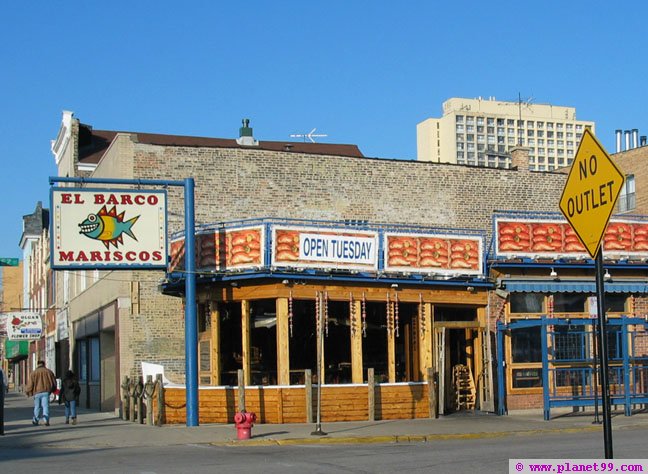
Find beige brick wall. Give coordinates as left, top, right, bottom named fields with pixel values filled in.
left=613, top=146, right=648, bottom=215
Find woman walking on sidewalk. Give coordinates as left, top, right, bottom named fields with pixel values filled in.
left=60, top=370, right=81, bottom=425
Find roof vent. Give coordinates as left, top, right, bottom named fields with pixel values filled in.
left=236, top=118, right=258, bottom=146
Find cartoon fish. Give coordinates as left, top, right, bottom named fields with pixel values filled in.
left=79, top=206, right=140, bottom=249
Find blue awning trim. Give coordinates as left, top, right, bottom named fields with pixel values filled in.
left=502, top=280, right=648, bottom=293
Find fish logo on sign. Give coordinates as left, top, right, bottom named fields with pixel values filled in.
left=79, top=205, right=140, bottom=249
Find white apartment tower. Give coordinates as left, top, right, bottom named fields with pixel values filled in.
left=417, top=97, right=595, bottom=171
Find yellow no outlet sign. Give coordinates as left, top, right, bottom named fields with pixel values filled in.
left=559, top=128, right=625, bottom=258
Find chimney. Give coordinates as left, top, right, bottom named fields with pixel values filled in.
left=615, top=129, right=622, bottom=153
left=624, top=130, right=631, bottom=151
left=510, top=146, right=530, bottom=171
left=641, top=136, right=647, bottom=147
left=632, top=129, right=639, bottom=149
left=236, top=118, right=259, bottom=146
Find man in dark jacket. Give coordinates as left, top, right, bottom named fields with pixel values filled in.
left=25, top=360, right=56, bottom=426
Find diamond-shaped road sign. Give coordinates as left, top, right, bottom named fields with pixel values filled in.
left=559, top=128, right=625, bottom=258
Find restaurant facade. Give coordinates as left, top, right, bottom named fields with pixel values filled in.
left=46, top=112, right=648, bottom=422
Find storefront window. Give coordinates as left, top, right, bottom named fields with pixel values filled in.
left=512, top=368, right=542, bottom=388
left=219, top=302, right=242, bottom=386
left=90, top=337, right=100, bottom=382
left=511, top=326, right=542, bottom=362
left=510, top=293, right=544, bottom=314
left=553, top=325, right=586, bottom=361
left=554, top=294, right=586, bottom=313
left=78, top=340, right=87, bottom=382
left=288, top=300, right=316, bottom=384
left=606, top=295, right=627, bottom=312
left=250, top=299, right=278, bottom=385
left=363, top=302, right=388, bottom=382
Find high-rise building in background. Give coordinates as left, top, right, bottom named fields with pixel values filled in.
left=417, top=97, right=595, bottom=171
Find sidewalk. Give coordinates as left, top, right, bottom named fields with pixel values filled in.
left=1, top=391, right=648, bottom=449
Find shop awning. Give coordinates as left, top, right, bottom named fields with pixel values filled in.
left=502, top=280, right=648, bottom=293
left=5, top=340, right=29, bottom=360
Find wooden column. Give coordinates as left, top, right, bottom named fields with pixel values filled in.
left=420, top=303, right=434, bottom=381
left=241, top=300, right=251, bottom=386
left=387, top=303, right=396, bottom=383
left=351, top=299, right=363, bottom=384
left=276, top=297, right=290, bottom=386
left=404, top=323, right=412, bottom=381
left=209, top=301, right=221, bottom=386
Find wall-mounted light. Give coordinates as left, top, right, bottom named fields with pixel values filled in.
left=281, top=279, right=290, bottom=285
left=604, top=269, right=612, bottom=281
left=467, top=286, right=475, bottom=292
left=390, top=283, right=399, bottom=289
left=550, top=267, right=558, bottom=279
left=230, top=282, right=238, bottom=287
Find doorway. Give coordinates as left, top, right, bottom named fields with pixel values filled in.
left=434, top=305, right=481, bottom=414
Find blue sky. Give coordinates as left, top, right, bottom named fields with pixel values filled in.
left=1, top=1, right=648, bottom=259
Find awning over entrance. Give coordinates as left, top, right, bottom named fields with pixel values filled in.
left=502, top=280, right=648, bottom=293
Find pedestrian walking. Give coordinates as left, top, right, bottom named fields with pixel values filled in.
left=59, top=370, right=81, bottom=425
left=0, top=367, right=7, bottom=393
left=25, top=360, right=56, bottom=426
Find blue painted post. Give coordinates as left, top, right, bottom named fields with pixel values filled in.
left=496, top=321, right=506, bottom=415
left=622, top=318, right=631, bottom=416
left=541, top=317, right=550, bottom=420
left=184, top=178, right=199, bottom=426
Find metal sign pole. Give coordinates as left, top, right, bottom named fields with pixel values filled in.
left=592, top=317, right=601, bottom=424
left=184, top=178, right=199, bottom=427
left=595, top=250, right=613, bottom=458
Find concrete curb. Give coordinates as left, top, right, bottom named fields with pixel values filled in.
left=212, top=425, right=603, bottom=447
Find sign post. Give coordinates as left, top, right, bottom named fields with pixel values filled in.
left=559, top=128, right=625, bottom=459
left=50, top=176, right=199, bottom=427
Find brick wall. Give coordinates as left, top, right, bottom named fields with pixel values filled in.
left=109, top=140, right=568, bottom=379
left=613, top=146, right=648, bottom=214
left=132, top=143, right=568, bottom=238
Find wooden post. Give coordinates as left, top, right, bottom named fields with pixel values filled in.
left=129, top=379, right=136, bottom=422
left=351, top=299, right=363, bottom=384
left=156, top=373, right=164, bottom=426
left=305, top=369, right=313, bottom=423
left=137, top=377, right=144, bottom=424
left=428, top=368, right=438, bottom=418
left=387, top=323, right=396, bottom=383
left=146, top=375, right=154, bottom=426
left=121, top=376, right=130, bottom=421
left=241, top=300, right=251, bottom=386
left=210, top=302, right=221, bottom=386
left=420, top=303, right=434, bottom=380
left=368, top=368, right=375, bottom=421
left=237, top=369, right=245, bottom=412
left=276, top=297, right=290, bottom=385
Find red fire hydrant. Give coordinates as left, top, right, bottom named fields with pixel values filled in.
left=234, top=411, right=256, bottom=440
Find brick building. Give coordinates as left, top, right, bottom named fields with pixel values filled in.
left=46, top=111, right=648, bottom=421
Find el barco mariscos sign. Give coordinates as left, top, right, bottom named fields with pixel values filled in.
left=51, top=188, right=168, bottom=269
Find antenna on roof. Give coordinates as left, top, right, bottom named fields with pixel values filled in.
left=290, top=128, right=328, bottom=143
left=517, top=93, right=535, bottom=145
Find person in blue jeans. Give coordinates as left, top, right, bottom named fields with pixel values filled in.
left=60, top=370, right=81, bottom=425
left=25, top=360, right=57, bottom=426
